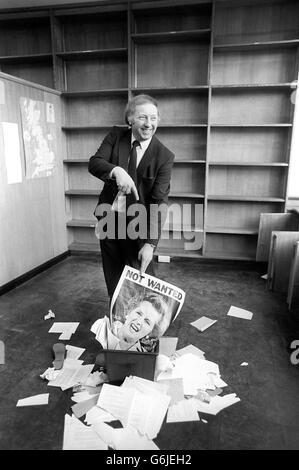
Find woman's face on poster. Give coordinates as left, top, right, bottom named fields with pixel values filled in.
left=120, top=300, right=161, bottom=343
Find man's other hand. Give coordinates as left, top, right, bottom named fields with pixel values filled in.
left=111, top=166, right=139, bottom=200
left=138, top=243, right=154, bottom=274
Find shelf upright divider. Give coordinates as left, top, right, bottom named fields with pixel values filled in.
left=202, top=0, right=215, bottom=256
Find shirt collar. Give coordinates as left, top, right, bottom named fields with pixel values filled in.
left=131, top=134, right=152, bottom=152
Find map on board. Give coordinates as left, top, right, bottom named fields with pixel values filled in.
left=20, top=97, right=55, bottom=179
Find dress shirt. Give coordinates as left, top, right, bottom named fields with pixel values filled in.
left=131, top=135, right=152, bottom=168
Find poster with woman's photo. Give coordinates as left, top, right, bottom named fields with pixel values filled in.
left=91, top=265, right=185, bottom=353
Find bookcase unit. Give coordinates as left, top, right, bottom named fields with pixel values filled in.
left=0, top=0, right=298, bottom=261
left=0, top=12, right=54, bottom=88
left=205, top=0, right=299, bottom=260
left=130, top=1, right=211, bottom=258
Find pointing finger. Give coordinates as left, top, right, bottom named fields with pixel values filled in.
left=132, top=184, right=139, bottom=201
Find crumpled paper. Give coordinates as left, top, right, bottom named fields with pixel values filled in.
left=44, top=309, right=55, bottom=320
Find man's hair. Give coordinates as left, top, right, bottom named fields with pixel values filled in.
left=124, top=94, right=159, bottom=125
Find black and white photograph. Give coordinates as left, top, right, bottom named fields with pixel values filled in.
left=0, top=0, right=299, bottom=456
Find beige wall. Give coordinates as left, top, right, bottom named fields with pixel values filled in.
left=0, top=72, right=68, bottom=286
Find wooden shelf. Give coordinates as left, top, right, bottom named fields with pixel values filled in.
left=159, top=124, right=208, bottom=128
left=210, top=123, right=292, bottom=128
left=64, top=158, right=207, bottom=166
left=132, top=29, right=211, bottom=44
left=205, top=227, right=258, bottom=235
left=155, top=247, right=203, bottom=259
left=208, top=195, right=285, bottom=202
left=0, top=53, right=52, bottom=63
left=56, top=48, right=127, bottom=60
left=163, top=225, right=203, bottom=233
left=64, top=159, right=89, bottom=163
left=64, top=158, right=207, bottom=165
left=67, top=219, right=96, bottom=227
left=212, top=83, right=296, bottom=90
left=208, top=162, right=288, bottom=167
left=67, top=219, right=205, bottom=234
left=214, top=39, right=299, bottom=52
left=65, top=189, right=99, bottom=196
left=131, top=86, right=209, bottom=94
left=174, top=160, right=206, bottom=164
left=69, top=242, right=100, bottom=253
left=203, top=251, right=256, bottom=261
left=169, top=192, right=205, bottom=199
left=62, top=88, right=128, bottom=98
left=62, top=125, right=127, bottom=131
left=132, top=1, right=212, bottom=13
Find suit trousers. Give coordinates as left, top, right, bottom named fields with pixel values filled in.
left=99, top=212, right=155, bottom=298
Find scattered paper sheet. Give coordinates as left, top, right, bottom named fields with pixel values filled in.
left=212, top=376, right=228, bottom=388
left=97, top=384, right=135, bottom=425
left=158, top=255, right=170, bottom=263
left=71, top=394, right=100, bottom=419
left=122, top=376, right=169, bottom=396
left=40, top=367, right=60, bottom=381
left=192, top=393, right=240, bottom=415
left=240, top=362, right=248, bottom=366
left=71, top=391, right=91, bottom=403
left=91, top=421, right=118, bottom=448
left=157, top=352, right=227, bottom=397
left=85, top=406, right=116, bottom=425
left=173, top=354, right=219, bottom=383
left=17, top=393, right=49, bottom=407
left=84, top=371, right=108, bottom=387
left=191, top=316, right=217, bottom=332
left=97, top=383, right=170, bottom=440
left=2, top=122, right=22, bottom=184
left=65, top=345, right=85, bottom=361
left=112, top=426, right=160, bottom=450
left=155, top=354, right=173, bottom=379
left=159, top=337, right=178, bottom=357
left=44, top=309, right=55, bottom=320
left=207, top=387, right=223, bottom=397
left=227, top=306, right=253, bottom=320
left=196, top=390, right=211, bottom=403
left=167, top=398, right=200, bottom=423
left=175, top=344, right=205, bottom=359
left=48, top=364, right=94, bottom=390
left=63, top=414, right=107, bottom=450
left=142, top=393, right=171, bottom=439
left=83, top=385, right=103, bottom=395
left=158, top=378, right=184, bottom=405
left=63, top=358, right=84, bottom=368
left=48, top=322, right=79, bottom=340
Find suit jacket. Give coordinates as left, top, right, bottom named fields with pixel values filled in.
left=88, top=126, right=175, bottom=246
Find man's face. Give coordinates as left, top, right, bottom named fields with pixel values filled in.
left=130, top=103, right=159, bottom=141
left=120, top=300, right=160, bottom=343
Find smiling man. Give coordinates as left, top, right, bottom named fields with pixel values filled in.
left=88, top=95, right=175, bottom=298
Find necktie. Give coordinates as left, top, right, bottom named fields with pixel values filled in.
left=127, top=140, right=140, bottom=186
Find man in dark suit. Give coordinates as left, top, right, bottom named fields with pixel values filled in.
left=88, top=94, right=174, bottom=298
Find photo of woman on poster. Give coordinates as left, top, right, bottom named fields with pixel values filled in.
left=91, top=265, right=185, bottom=352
